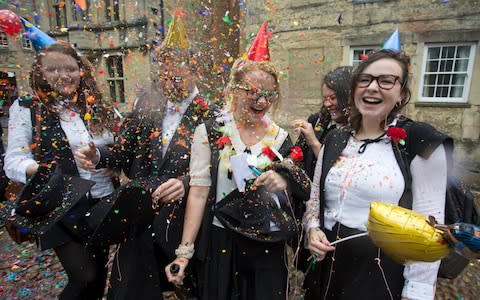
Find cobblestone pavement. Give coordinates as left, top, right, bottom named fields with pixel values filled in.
left=1, top=226, right=479, bottom=299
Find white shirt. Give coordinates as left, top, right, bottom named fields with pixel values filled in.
left=4, top=100, right=115, bottom=199
left=303, top=134, right=447, bottom=300
left=161, top=87, right=198, bottom=156
left=189, top=112, right=288, bottom=228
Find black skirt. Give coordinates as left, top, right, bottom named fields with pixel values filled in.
left=196, top=225, right=288, bottom=300
left=315, top=223, right=405, bottom=300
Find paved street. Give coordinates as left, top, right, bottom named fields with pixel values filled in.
left=1, top=225, right=479, bottom=299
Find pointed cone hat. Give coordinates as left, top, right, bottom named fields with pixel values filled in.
left=20, top=17, right=55, bottom=51
left=247, top=21, right=271, bottom=61
left=162, top=10, right=189, bottom=49
left=382, top=29, right=401, bottom=52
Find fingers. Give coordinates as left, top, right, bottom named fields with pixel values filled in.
left=307, top=228, right=335, bottom=260
left=74, top=149, right=97, bottom=171
left=165, top=259, right=188, bottom=286
left=152, top=178, right=185, bottom=204
left=254, top=170, right=287, bottom=192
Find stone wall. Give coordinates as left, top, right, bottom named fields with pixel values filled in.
left=241, top=0, right=480, bottom=187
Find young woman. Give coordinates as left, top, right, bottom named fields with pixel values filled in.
left=292, top=66, right=353, bottom=178
left=164, top=58, right=310, bottom=299
left=304, top=50, right=451, bottom=300
left=4, top=42, right=117, bottom=299
left=291, top=66, right=353, bottom=299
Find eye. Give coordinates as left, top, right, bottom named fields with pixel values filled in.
left=379, top=76, right=396, bottom=85
left=358, top=74, right=372, bottom=84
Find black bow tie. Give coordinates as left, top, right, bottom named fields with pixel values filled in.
left=358, top=132, right=386, bottom=154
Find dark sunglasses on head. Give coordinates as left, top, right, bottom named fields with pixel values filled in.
left=356, top=74, right=403, bottom=90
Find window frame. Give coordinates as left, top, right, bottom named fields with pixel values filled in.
left=349, top=46, right=376, bottom=67
left=72, top=0, right=90, bottom=22
left=105, top=0, right=121, bottom=22
left=105, top=54, right=126, bottom=103
left=0, top=31, right=8, bottom=49
left=21, top=34, right=32, bottom=50
left=53, top=0, right=68, bottom=28
left=418, top=43, right=476, bottom=103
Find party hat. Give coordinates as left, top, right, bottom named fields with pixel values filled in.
left=247, top=21, right=271, bottom=61
left=20, top=17, right=55, bottom=51
left=162, top=10, right=189, bottom=49
left=382, top=29, right=401, bottom=52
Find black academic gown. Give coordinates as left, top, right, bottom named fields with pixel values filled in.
left=101, top=95, right=214, bottom=299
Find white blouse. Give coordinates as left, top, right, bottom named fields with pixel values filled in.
left=189, top=113, right=288, bottom=228
left=4, top=100, right=115, bottom=199
left=303, top=134, right=447, bottom=300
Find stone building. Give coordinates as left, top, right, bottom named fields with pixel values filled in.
left=240, top=0, right=480, bottom=187
left=0, top=0, right=240, bottom=112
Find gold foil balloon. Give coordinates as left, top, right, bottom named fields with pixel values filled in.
left=367, top=202, right=450, bottom=263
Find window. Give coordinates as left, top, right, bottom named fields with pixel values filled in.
left=350, top=47, right=375, bottom=67
left=21, top=34, right=32, bottom=50
left=72, top=0, right=90, bottom=22
left=0, top=31, right=8, bottom=48
left=53, top=0, right=68, bottom=28
left=106, top=55, right=125, bottom=103
left=419, top=44, right=475, bottom=103
left=105, top=0, right=120, bottom=22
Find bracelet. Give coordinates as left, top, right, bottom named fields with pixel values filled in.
left=175, top=243, right=195, bottom=260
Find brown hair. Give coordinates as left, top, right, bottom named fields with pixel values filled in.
left=226, top=58, right=281, bottom=112
left=348, top=49, right=411, bottom=132
left=30, top=41, right=115, bottom=133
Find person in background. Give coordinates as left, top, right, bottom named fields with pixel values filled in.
left=4, top=42, right=117, bottom=300
left=291, top=66, right=353, bottom=299
left=304, top=49, right=451, bottom=300
left=291, top=66, right=353, bottom=178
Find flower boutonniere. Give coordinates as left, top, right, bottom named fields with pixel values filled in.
left=386, top=127, right=407, bottom=146
left=216, top=136, right=232, bottom=149
left=194, top=97, right=208, bottom=112
left=289, top=146, right=304, bottom=162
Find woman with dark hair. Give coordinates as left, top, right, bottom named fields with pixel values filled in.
left=292, top=66, right=353, bottom=299
left=4, top=42, right=117, bottom=299
left=292, top=66, right=353, bottom=179
left=304, top=49, right=451, bottom=300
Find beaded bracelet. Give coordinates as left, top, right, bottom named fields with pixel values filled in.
left=175, top=243, right=195, bottom=260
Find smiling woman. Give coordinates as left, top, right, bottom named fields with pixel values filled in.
left=304, top=50, right=452, bottom=300
left=164, top=56, right=311, bottom=300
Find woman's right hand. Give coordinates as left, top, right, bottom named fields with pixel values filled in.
left=307, top=227, right=335, bottom=261
left=165, top=257, right=189, bottom=286
left=291, top=119, right=318, bottom=147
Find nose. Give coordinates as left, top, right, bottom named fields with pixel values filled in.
left=365, top=78, right=380, bottom=90
left=254, top=95, right=269, bottom=106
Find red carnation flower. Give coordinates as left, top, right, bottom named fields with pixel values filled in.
left=262, top=146, right=277, bottom=160
left=289, top=146, right=304, bottom=162
left=215, top=136, right=232, bottom=149
left=194, top=97, right=208, bottom=111
left=386, top=127, right=407, bottom=144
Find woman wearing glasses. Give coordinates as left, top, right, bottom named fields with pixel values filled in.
left=303, top=50, right=451, bottom=299
left=164, top=58, right=310, bottom=299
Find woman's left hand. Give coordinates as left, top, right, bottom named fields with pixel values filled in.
left=254, top=170, right=287, bottom=193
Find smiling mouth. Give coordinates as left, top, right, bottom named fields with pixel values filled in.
left=363, top=97, right=382, bottom=104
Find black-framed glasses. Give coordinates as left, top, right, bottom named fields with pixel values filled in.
left=235, top=85, right=278, bottom=103
left=356, top=74, right=402, bottom=90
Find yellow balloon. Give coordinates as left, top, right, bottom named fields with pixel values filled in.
left=367, top=202, right=450, bottom=263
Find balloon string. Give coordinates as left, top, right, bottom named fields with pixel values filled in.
left=329, top=232, right=368, bottom=245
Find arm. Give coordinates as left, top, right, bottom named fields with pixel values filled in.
left=4, top=101, right=38, bottom=183
left=165, top=124, right=212, bottom=285
left=292, top=118, right=322, bottom=159
left=302, top=147, right=335, bottom=259
left=402, top=145, right=447, bottom=300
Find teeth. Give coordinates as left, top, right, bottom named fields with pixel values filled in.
left=363, top=97, right=381, bottom=104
